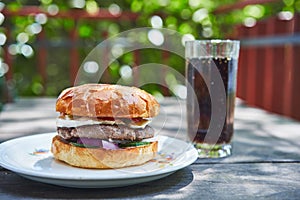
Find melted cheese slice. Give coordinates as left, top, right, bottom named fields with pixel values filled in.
left=56, top=115, right=152, bottom=129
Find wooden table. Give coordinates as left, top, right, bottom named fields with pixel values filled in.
left=0, top=98, right=300, bottom=199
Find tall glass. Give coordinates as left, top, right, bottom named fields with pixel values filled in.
left=185, top=40, right=240, bottom=158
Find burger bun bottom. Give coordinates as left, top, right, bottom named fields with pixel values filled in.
left=51, top=136, right=158, bottom=169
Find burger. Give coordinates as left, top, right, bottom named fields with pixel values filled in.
left=51, top=84, right=160, bottom=169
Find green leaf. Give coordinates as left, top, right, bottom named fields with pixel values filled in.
left=70, top=142, right=99, bottom=148
left=118, top=141, right=150, bottom=148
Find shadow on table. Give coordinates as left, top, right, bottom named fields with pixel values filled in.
left=0, top=167, right=195, bottom=199
left=232, top=116, right=300, bottom=161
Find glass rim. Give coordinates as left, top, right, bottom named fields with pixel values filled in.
left=185, top=39, right=240, bottom=45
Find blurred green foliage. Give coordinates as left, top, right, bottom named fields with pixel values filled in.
left=0, top=0, right=299, bottom=98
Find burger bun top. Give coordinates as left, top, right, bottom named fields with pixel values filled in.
left=56, top=84, right=160, bottom=118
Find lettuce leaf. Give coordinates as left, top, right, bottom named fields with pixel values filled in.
left=118, top=141, right=150, bottom=148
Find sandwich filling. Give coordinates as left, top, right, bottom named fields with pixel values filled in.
left=56, top=114, right=155, bottom=150
left=57, top=114, right=152, bottom=129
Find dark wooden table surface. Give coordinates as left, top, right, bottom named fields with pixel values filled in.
left=0, top=97, right=300, bottom=199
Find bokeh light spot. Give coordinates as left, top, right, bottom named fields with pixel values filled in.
left=243, top=5, right=265, bottom=18
left=109, top=4, right=121, bottom=16
left=119, top=65, right=132, bottom=79
left=83, top=61, right=99, bottom=73
left=0, top=62, right=9, bottom=77
left=111, top=44, right=124, bottom=58
left=35, top=13, right=48, bottom=24
left=148, top=29, right=164, bottom=46
left=278, top=11, right=293, bottom=20
left=21, top=44, right=34, bottom=57
left=47, top=4, right=59, bottom=15
left=202, top=27, right=213, bottom=38
left=192, top=8, right=208, bottom=23
left=0, top=33, right=7, bottom=45
left=26, top=23, right=42, bottom=35
left=70, top=0, right=85, bottom=8
left=86, top=0, right=99, bottom=15
left=0, top=13, right=5, bottom=25
left=244, top=17, right=257, bottom=27
left=189, top=0, right=201, bottom=8
left=8, top=44, right=18, bottom=55
left=150, top=15, right=163, bottom=28
left=17, top=33, right=29, bottom=44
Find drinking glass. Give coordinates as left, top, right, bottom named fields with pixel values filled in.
left=185, top=40, right=240, bottom=158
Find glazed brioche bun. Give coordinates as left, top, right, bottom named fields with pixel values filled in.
left=51, top=136, right=158, bottom=169
left=56, top=84, right=160, bottom=118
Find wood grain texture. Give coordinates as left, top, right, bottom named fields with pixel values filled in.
left=0, top=163, right=300, bottom=199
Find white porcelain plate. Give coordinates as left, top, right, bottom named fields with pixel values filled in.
left=0, top=133, right=198, bottom=188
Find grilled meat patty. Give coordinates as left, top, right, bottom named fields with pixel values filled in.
left=57, top=124, right=154, bottom=141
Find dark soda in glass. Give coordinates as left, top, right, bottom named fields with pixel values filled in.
left=186, top=57, right=237, bottom=145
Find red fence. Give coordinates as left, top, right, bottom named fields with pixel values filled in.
left=233, top=13, right=300, bottom=121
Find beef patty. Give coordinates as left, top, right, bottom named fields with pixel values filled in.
left=57, top=124, right=154, bottom=141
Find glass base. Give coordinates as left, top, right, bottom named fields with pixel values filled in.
left=194, top=143, right=232, bottom=158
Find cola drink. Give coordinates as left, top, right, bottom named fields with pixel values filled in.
left=186, top=57, right=238, bottom=144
